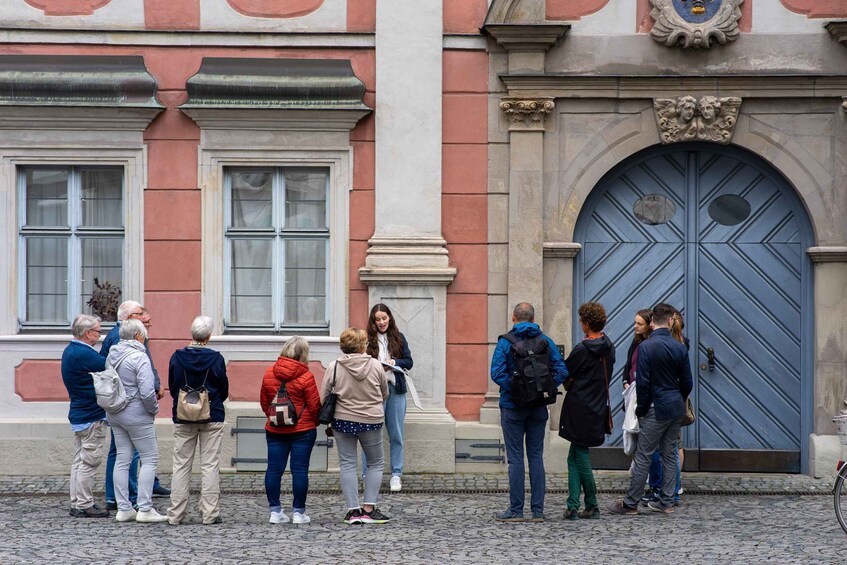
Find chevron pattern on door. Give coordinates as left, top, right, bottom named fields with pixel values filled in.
left=575, top=144, right=808, bottom=472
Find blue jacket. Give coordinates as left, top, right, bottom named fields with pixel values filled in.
left=635, top=328, right=693, bottom=421
left=61, top=340, right=107, bottom=425
left=169, top=346, right=229, bottom=423
left=100, top=321, right=160, bottom=392
left=490, top=322, right=568, bottom=410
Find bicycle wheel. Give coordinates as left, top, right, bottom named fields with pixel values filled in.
left=834, top=464, right=847, bottom=534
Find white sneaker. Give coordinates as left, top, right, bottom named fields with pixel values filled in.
left=292, top=512, right=311, bottom=524
left=269, top=511, right=290, bottom=524
left=135, top=508, right=168, bottom=523
left=115, top=509, right=137, bottom=523
left=390, top=475, right=402, bottom=492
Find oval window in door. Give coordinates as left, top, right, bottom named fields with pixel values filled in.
left=708, top=194, right=751, bottom=226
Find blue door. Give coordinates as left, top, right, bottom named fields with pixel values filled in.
left=574, top=144, right=812, bottom=472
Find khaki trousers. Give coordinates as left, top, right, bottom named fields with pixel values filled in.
left=167, top=422, right=224, bottom=524
left=69, top=420, right=107, bottom=509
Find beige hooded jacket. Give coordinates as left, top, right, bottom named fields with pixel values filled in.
left=321, top=353, right=388, bottom=424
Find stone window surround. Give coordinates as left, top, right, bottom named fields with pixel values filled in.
left=0, top=144, right=146, bottom=337
left=199, top=146, right=351, bottom=338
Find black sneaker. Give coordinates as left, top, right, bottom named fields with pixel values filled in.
left=203, top=516, right=223, bottom=525
left=344, top=509, right=364, bottom=525
left=360, top=507, right=390, bottom=524
left=69, top=507, right=85, bottom=517
left=80, top=505, right=109, bottom=518
left=152, top=484, right=171, bottom=498
left=564, top=509, right=578, bottom=520
left=106, top=500, right=117, bottom=511
left=640, top=489, right=660, bottom=506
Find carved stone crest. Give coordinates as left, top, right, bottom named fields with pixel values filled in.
left=499, top=98, right=554, bottom=129
left=653, top=96, right=741, bottom=144
left=650, top=0, right=744, bottom=49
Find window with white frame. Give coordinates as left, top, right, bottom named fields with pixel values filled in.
left=18, top=166, right=124, bottom=327
left=225, top=167, right=330, bottom=332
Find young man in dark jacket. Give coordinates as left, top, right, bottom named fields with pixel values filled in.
left=607, top=303, right=693, bottom=514
left=61, top=314, right=109, bottom=518
left=490, top=302, right=568, bottom=522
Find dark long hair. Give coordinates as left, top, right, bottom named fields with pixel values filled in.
left=633, top=309, right=653, bottom=346
left=366, top=303, right=404, bottom=360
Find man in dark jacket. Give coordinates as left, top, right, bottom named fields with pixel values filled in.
left=607, top=303, right=693, bottom=514
left=61, top=314, right=109, bottom=518
left=490, top=302, right=568, bottom=522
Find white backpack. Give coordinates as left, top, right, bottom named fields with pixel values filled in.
left=91, top=351, right=137, bottom=414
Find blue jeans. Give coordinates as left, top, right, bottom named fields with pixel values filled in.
left=362, top=383, right=406, bottom=477
left=648, top=447, right=681, bottom=501
left=265, top=429, right=317, bottom=513
left=500, top=406, right=548, bottom=515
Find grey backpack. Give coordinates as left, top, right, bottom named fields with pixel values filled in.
left=91, top=351, right=136, bottom=414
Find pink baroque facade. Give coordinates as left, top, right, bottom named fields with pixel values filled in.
left=779, top=0, right=847, bottom=18
left=546, top=0, right=610, bottom=20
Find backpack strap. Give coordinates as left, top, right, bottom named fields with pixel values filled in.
left=499, top=333, right=519, bottom=345
left=275, top=380, right=303, bottom=419
left=183, top=368, right=210, bottom=392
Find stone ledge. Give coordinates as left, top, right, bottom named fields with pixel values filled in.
left=806, top=246, right=847, bottom=262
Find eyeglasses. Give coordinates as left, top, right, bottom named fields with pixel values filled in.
left=87, top=328, right=102, bottom=335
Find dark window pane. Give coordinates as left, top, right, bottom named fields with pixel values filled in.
left=708, top=194, right=751, bottom=226
left=633, top=194, right=676, bottom=225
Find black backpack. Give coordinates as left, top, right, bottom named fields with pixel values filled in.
left=269, top=382, right=299, bottom=427
left=500, top=332, right=558, bottom=408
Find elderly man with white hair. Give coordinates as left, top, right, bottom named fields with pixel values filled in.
left=166, top=315, right=229, bottom=526
left=102, top=300, right=170, bottom=510
left=61, top=314, right=110, bottom=518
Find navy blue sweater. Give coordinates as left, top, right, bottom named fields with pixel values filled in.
left=169, top=347, right=229, bottom=423
left=635, top=328, right=693, bottom=421
left=61, top=340, right=107, bottom=425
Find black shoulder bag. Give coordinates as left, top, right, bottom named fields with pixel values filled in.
left=318, top=363, right=338, bottom=425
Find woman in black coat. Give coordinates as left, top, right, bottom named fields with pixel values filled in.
left=559, top=302, right=615, bottom=520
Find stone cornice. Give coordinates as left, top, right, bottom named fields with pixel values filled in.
left=543, top=242, right=582, bottom=258
left=826, top=21, right=847, bottom=47
left=0, top=54, right=161, bottom=109
left=806, top=246, right=847, bottom=263
left=180, top=108, right=370, bottom=132
left=359, top=237, right=457, bottom=286
left=483, top=24, right=570, bottom=52
left=0, top=106, right=160, bottom=131
left=500, top=97, right=555, bottom=130
left=499, top=74, right=847, bottom=99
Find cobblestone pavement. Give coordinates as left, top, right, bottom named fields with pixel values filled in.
left=0, top=491, right=842, bottom=564
left=0, top=470, right=834, bottom=496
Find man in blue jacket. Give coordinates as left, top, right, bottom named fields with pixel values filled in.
left=61, top=314, right=109, bottom=518
left=490, top=302, right=568, bottom=522
left=607, top=302, right=693, bottom=515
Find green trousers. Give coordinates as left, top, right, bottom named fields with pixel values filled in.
left=566, top=443, right=597, bottom=511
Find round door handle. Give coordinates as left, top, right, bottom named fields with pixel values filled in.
left=700, top=363, right=708, bottom=370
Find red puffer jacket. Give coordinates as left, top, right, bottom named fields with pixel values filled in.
left=260, top=356, right=321, bottom=434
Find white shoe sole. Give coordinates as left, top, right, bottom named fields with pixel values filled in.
left=115, top=511, right=136, bottom=523
left=269, top=514, right=290, bottom=524
left=292, top=516, right=311, bottom=524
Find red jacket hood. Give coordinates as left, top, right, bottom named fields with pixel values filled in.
left=272, top=356, right=309, bottom=383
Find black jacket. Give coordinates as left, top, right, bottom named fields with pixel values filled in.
left=635, top=328, right=693, bottom=421
left=168, top=346, right=229, bottom=423
left=558, top=334, right=615, bottom=448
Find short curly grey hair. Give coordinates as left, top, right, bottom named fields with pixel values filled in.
left=190, top=316, right=214, bottom=343
left=119, top=318, right=147, bottom=341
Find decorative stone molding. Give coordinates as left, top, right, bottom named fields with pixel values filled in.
left=483, top=24, right=570, bottom=52
left=827, top=22, right=847, bottom=47
left=653, top=96, right=741, bottom=144
left=806, top=246, right=847, bottom=262
left=358, top=237, right=457, bottom=286
left=226, top=0, right=324, bottom=19
left=650, top=0, right=744, bottom=49
left=543, top=242, right=582, bottom=258
left=24, top=0, right=111, bottom=16
left=500, top=98, right=555, bottom=130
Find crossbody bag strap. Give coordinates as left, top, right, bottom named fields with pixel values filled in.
left=183, top=368, right=210, bottom=391
left=602, top=356, right=613, bottom=431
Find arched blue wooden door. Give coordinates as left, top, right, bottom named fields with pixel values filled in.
left=574, top=144, right=812, bottom=472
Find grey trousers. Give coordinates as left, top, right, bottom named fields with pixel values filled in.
left=334, top=428, right=384, bottom=510
left=69, top=420, right=107, bottom=509
left=112, top=422, right=159, bottom=512
left=624, top=408, right=681, bottom=509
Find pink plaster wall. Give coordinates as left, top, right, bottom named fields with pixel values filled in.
left=779, top=0, right=847, bottom=17
left=443, top=0, right=488, bottom=34
left=15, top=360, right=66, bottom=401
left=347, top=0, right=376, bottom=32
left=226, top=359, right=326, bottom=401
left=144, top=0, right=200, bottom=30
left=24, top=0, right=110, bottom=16
left=546, top=0, right=610, bottom=20
left=225, top=0, right=324, bottom=19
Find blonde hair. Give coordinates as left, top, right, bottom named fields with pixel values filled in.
left=280, top=336, right=310, bottom=364
left=670, top=312, right=685, bottom=344
left=339, top=328, right=367, bottom=354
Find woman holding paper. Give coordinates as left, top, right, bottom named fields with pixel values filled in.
left=365, top=303, right=414, bottom=492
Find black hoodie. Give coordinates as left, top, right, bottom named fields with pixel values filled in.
left=168, top=346, right=229, bottom=423
left=558, top=334, right=616, bottom=448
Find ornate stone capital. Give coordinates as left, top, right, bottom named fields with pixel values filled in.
left=826, top=22, right=847, bottom=47
left=653, top=95, right=741, bottom=144
left=650, top=0, right=744, bottom=49
left=500, top=98, right=554, bottom=130
left=543, top=242, right=582, bottom=259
